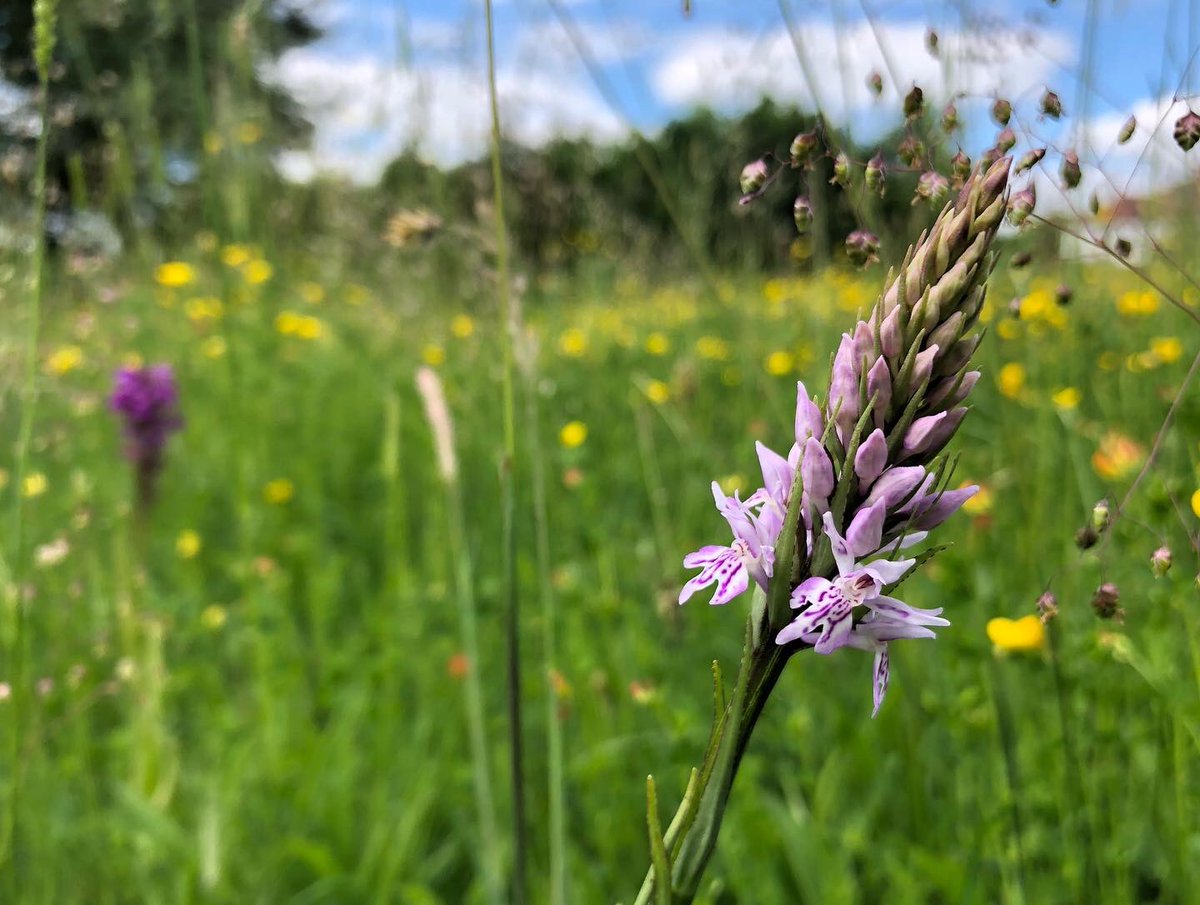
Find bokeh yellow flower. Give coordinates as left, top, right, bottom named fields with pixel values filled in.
left=718, top=474, right=744, bottom=495
left=185, top=296, right=224, bottom=324
left=203, top=132, right=223, bottom=156
left=263, top=479, right=295, bottom=505
left=155, top=261, right=195, bottom=288
left=765, top=350, right=794, bottom=376
left=45, top=345, right=83, bottom=375
left=996, top=320, right=1021, bottom=341
left=559, top=421, right=587, bottom=449
left=1191, top=488, right=1200, bottom=519
left=1051, top=387, right=1081, bottom=410
left=176, top=529, right=202, bottom=559
left=986, top=615, right=1045, bottom=653
left=275, top=311, right=325, bottom=340
left=242, top=259, right=273, bottom=285
left=344, top=284, right=370, bottom=306
left=1149, top=337, right=1183, bottom=364
left=422, top=344, right=446, bottom=367
left=645, top=332, right=670, bottom=356
left=23, top=472, right=47, bottom=498
left=201, top=336, right=227, bottom=359
left=201, top=604, right=228, bottom=631
left=558, top=328, right=588, bottom=358
left=1092, top=431, right=1145, bottom=481
left=696, top=336, right=730, bottom=361
left=221, top=244, right=252, bottom=268
left=997, top=362, right=1026, bottom=399
left=644, top=380, right=670, bottom=404
left=1116, top=290, right=1159, bottom=317
left=450, top=314, right=475, bottom=339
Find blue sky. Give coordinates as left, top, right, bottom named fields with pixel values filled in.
left=275, top=0, right=1198, bottom=190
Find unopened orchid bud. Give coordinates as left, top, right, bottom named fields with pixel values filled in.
left=980, top=146, right=1002, bottom=170
left=1060, top=150, right=1081, bottom=188
left=1008, top=186, right=1036, bottom=226
left=1151, top=545, right=1173, bottom=577
left=793, top=196, right=814, bottom=233
left=950, top=150, right=971, bottom=183
left=864, top=465, right=926, bottom=509
left=1118, top=115, right=1136, bottom=144
left=867, top=70, right=883, bottom=97
left=790, top=130, right=819, bottom=166
left=739, top=158, right=769, bottom=195
left=915, top=171, right=949, bottom=206
left=941, top=102, right=958, bottom=132
left=1037, top=591, right=1059, bottom=623
left=1075, top=525, right=1098, bottom=549
left=830, top=152, right=851, bottom=187
left=996, top=128, right=1017, bottom=153
left=992, top=98, right=1012, bottom=126
left=1015, top=147, right=1045, bottom=174
left=854, top=428, right=889, bottom=488
left=845, top=499, right=887, bottom=557
left=865, top=153, right=886, bottom=195
left=879, top=307, right=901, bottom=357
left=845, top=229, right=880, bottom=267
left=794, top=381, right=823, bottom=444
left=1055, top=284, right=1073, bottom=306
left=866, top=356, right=892, bottom=425
left=1091, top=582, right=1122, bottom=620
left=1040, top=89, right=1063, bottom=119
left=1174, top=110, right=1200, bottom=151
left=1091, top=498, right=1111, bottom=533
left=926, top=29, right=939, bottom=55
left=801, top=436, right=834, bottom=502
left=1114, top=237, right=1132, bottom=258
left=903, top=85, right=924, bottom=120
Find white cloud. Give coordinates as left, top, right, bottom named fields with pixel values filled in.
left=267, top=46, right=625, bottom=182
left=651, top=21, right=1074, bottom=130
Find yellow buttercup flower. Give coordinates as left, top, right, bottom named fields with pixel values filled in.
left=450, top=314, right=475, bottom=339
left=1051, top=387, right=1081, bottom=410
left=1116, top=290, right=1159, bottom=317
left=275, top=312, right=325, bottom=340
left=220, top=244, right=252, bottom=268
left=986, top=615, right=1045, bottom=653
left=645, top=332, right=670, bottom=356
left=1190, top=488, right=1200, bottom=519
left=997, top=362, right=1026, bottom=399
left=201, top=336, right=227, bottom=359
left=644, top=380, right=670, bottom=404
left=46, top=345, right=83, bottom=375
left=1149, top=336, right=1183, bottom=365
left=558, top=328, right=588, bottom=358
left=203, top=132, right=223, bottom=156
left=176, top=530, right=202, bottom=559
left=23, top=472, right=47, bottom=498
left=559, top=421, right=587, bottom=449
left=184, top=296, right=224, bottom=324
left=422, top=344, right=446, bottom=367
left=263, top=479, right=295, bottom=505
left=765, top=350, right=794, bottom=376
left=155, top=261, right=195, bottom=288
left=695, top=336, right=730, bottom=361
left=242, top=259, right=273, bottom=285
left=996, top=319, right=1021, bottom=341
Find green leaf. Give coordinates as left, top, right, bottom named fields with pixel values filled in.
left=646, top=775, right=673, bottom=905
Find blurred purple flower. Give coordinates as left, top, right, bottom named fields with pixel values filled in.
left=110, top=364, right=182, bottom=507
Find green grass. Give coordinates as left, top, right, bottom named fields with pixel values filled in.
left=0, top=239, right=1198, bottom=903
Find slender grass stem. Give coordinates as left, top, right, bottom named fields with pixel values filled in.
left=986, top=658, right=1029, bottom=904
left=482, top=3, right=526, bottom=900
left=523, top=353, right=568, bottom=905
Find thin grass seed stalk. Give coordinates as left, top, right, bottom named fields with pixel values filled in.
left=634, top=157, right=1012, bottom=904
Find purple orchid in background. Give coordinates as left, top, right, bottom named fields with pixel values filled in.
left=110, top=364, right=182, bottom=509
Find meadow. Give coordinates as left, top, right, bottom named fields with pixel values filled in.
left=2, top=227, right=1198, bottom=903
left=4, top=1, right=1200, bottom=903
